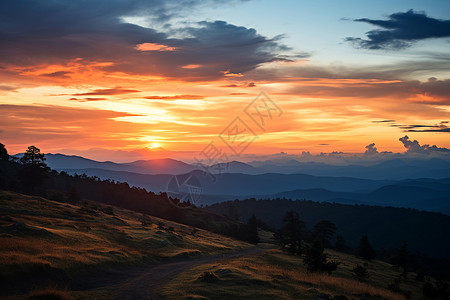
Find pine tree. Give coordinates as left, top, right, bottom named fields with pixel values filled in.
left=357, top=235, right=376, bottom=260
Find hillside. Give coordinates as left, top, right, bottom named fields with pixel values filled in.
left=0, top=190, right=251, bottom=298
left=162, top=248, right=441, bottom=300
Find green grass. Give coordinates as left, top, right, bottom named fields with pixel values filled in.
left=160, top=249, right=437, bottom=300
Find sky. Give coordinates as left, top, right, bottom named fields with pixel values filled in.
left=0, top=0, right=449, bottom=162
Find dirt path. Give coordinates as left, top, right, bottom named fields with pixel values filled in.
left=88, top=247, right=265, bottom=300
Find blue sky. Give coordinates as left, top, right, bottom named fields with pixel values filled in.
left=188, top=0, right=450, bottom=66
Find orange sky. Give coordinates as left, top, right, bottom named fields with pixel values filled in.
left=0, top=1, right=449, bottom=162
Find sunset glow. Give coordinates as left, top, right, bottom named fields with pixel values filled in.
left=1, top=0, right=449, bottom=162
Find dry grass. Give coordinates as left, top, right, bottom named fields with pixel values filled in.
left=160, top=249, right=433, bottom=300
left=0, top=190, right=251, bottom=298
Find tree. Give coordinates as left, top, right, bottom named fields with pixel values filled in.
left=303, top=239, right=339, bottom=274
left=68, top=186, right=81, bottom=203
left=20, top=145, right=48, bottom=168
left=246, top=214, right=260, bottom=244
left=276, top=210, right=305, bottom=255
left=0, top=143, right=9, bottom=161
left=357, top=235, right=376, bottom=260
left=335, top=235, right=348, bottom=252
left=391, top=242, right=408, bottom=278
left=17, top=145, right=49, bottom=194
left=312, top=220, right=336, bottom=247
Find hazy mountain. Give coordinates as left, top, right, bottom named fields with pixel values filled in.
left=209, top=161, right=263, bottom=175
left=43, top=154, right=128, bottom=171
left=247, top=178, right=450, bottom=214
left=249, top=158, right=450, bottom=179
left=40, top=154, right=197, bottom=175
left=61, top=168, right=393, bottom=197
left=123, top=158, right=196, bottom=174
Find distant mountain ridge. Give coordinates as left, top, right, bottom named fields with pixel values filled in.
left=35, top=153, right=450, bottom=180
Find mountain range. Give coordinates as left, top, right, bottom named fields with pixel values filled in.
left=23, top=153, right=450, bottom=214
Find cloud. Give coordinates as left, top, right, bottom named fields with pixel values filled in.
left=399, top=135, right=450, bottom=153
left=221, top=82, right=256, bottom=88
left=346, top=10, right=450, bottom=50
left=0, top=104, right=145, bottom=152
left=0, top=1, right=291, bottom=81
left=69, top=97, right=108, bottom=102
left=144, top=95, right=204, bottom=100
left=372, top=120, right=395, bottom=123
left=364, top=143, right=378, bottom=155
left=0, top=85, right=16, bottom=92
left=40, top=71, right=71, bottom=78
left=73, top=88, right=141, bottom=96
left=393, top=121, right=450, bottom=133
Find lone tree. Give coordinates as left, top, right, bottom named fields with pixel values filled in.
left=0, top=143, right=9, bottom=161
left=312, top=220, right=336, bottom=247
left=357, top=235, right=376, bottom=260
left=303, top=239, right=340, bottom=274
left=20, top=145, right=48, bottom=168
left=18, top=145, right=49, bottom=194
left=276, top=210, right=305, bottom=255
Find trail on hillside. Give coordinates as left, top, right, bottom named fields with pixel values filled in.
left=77, top=247, right=265, bottom=300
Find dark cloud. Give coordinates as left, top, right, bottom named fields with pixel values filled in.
left=40, top=71, right=71, bottom=78
left=220, top=82, right=257, bottom=88
left=74, top=88, right=140, bottom=96
left=0, top=85, right=16, bottom=92
left=399, top=135, right=450, bottom=153
left=69, top=98, right=107, bottom=102
left=0, top=0, right=291, bottom=81
left=346, top=10, right=450, bottom=50
left=372, top=120, right=395, bottom=123
left=364, top=143, right=378, bottom=155
left=393, top=121, right=450, bottom=133
left=144, top=95, right=204, bottom=100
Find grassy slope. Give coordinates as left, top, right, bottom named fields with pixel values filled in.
left=161, top=248, right=436, bottom=300
left=0, top=190, right=251, bottom=298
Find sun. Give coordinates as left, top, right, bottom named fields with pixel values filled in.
left=150, top=142, right=161, bottom=149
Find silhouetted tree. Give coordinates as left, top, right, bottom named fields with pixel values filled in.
left=391, top=242, right=408, bottom=278
left=20, top=145, right=48, bottom=168
left=227, top=204, right=239, bottom=221
left=335, top=235, right=348, bottom=252
left=303, top=239, right=339, bottom=274
left=246, top=214, right=260, bottom=244
left=17, top=145, right=49, bottom=194
left=276, top=210, right=304, bottom=255
left=357, top=235, right=376, bottom=260
left=68, top=186, right=81, bottom=203
left=312, top=220, right=336, bottom=247
left=0, top=143, right=9, bottom=161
